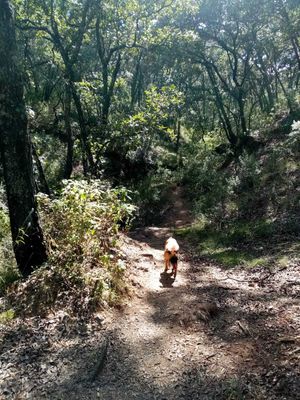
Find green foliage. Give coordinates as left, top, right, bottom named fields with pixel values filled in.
left=0, top=186, right=20, bottom=294
left=182, top=145, right=230, bottom=222
left=33, top=134, right=67, bottom=188
left=132, top=167, right=175, bottom=225
left=176, top=219, right=298, bottom=268
left=0, top=194, right=9, bottom=241
left=123, top=85, right=183, bottom=149
left=8, top=180, right=136, bottom=315
left=182, top=117, right=300, bottom=232
left=0, top=256, right=20, bottom=295
left=0, top=309, right=15, bottom=324
left=38, top=180, right=135, bottom=263
left=179, top=114, right=300, bottom=268
left=286, top=120, right=300, bottom=153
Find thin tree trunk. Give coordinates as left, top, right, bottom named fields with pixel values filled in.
left=275, top=67, right=295, bottom=112
left=205, top=64, right=237, bottom=145
left=131, top=52, right=143, bottom=109
left=279, top=5, right=300, bottom=74
left=63, top=83, right=74, bottom=179
left=69, top=81, right=94, bottom=175
left=237, top=92, right=248, bottom=135
left=100, top=54, right=121, bottom=128
left=32, top=143, right=51, bottom=196
left=49, top=4, right=94, bottom=176
left=0, top=0, right=47, bottom=276
left=96, top=17, right=122, bottom=131
left=253, top=35, right=275, bottom=112
left=176, top=119, right=181, bottom=154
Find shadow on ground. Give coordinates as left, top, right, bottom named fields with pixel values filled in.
left=18, top=320, right=299, bottom=400
left=1, top=185, right=299, bottom=400
left=126, top=221, right=300, bottom=400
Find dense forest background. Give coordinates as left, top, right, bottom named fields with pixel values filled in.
left=0, top=0, right=299, bottom=299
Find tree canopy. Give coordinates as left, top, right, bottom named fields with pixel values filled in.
left=11, top=0, right=298, bottom=179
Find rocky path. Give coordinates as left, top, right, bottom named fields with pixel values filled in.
left=1, top=186, right=299, bottom=399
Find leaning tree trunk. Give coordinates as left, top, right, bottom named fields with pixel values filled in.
left=205, top=64, right=237, bottom=146
left=32, top=143, right=51, bottom=196
left=0, top=0, right=47, bottom=277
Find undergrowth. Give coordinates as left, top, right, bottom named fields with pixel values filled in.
left=176, top=219, right=300, bottom=268
left=0, top=185, right=19, bottom=295
left=179, top=119, right=300, bottom=267
left=7, top=180, right=135, bottom=317
left=131, top=167, right=175, bottom=226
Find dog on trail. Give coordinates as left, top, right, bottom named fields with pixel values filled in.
left=164, top=237, right=179, bottom=279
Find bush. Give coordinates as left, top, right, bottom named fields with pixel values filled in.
left=38, top=180, right=135, bottom=264
left=182, top=118, right=300, bottom=231
left=182, top=148, right=231, bottom=223
left=131, top=167, right=175, bottom=225
left=0, top=185, right=19, bottom=294
left=8, top=180, right=135, bottom=316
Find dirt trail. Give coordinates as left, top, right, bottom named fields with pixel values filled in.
left=1, top=186, right=299, bottom=399
left=69, top=185, right=299, bottom=399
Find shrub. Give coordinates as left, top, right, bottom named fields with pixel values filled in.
left=182, top=148, right=231, bottom=224
left=0, top=185, right=19, bottom=294
left=8, top=180, right=135, bottom=316
left=132, top=167, right=175, bottom=225
left=38, top=180, right=135, bottom=264
left=182, top=118, right=300, bottom=231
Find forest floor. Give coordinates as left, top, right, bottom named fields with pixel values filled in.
left=0, top=186, right=300, bottom=399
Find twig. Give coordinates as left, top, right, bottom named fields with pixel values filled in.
left=205, top=276, right=249, bottom=283
left=224, top=276, right=249, bottom=283
left=278, top=335, right=300, bottom=344
left=260, top=266, right=288, bottom=284
left=217, top=285, right=239, bottom=290
left=237, top=320, right=251, bottom=336
left=206, top=353, right=216, bottom=359
left=289, top=347, right=300, bottom=355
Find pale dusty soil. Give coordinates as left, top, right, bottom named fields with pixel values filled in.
left=0, top=186, right=299, bottom=399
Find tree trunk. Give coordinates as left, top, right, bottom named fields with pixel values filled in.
left=131, top=52, right=143, bottom=109
left=275, top=67, right=295, bottom=112
left=237, top=91, right=248, bottom=135
left=69, top=81, right=95, bottom=175
left=95, top=17, right=122, bottom=131
left=205, top=64, right=237, bottom=145
left=0, top=0, right=47, bottom=277
left=176, top=119, right=181, bottom=154
left=63, top=83, right=74, bottom=179
left=32, top=143, right=51, bottom=196
left=101, top=54, right=121, bottom=128
left=253, top=34, right=275, bottom=112
left=49, top=8, right=94, bottom=176
left=279, top=5, right=300, bottom=74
